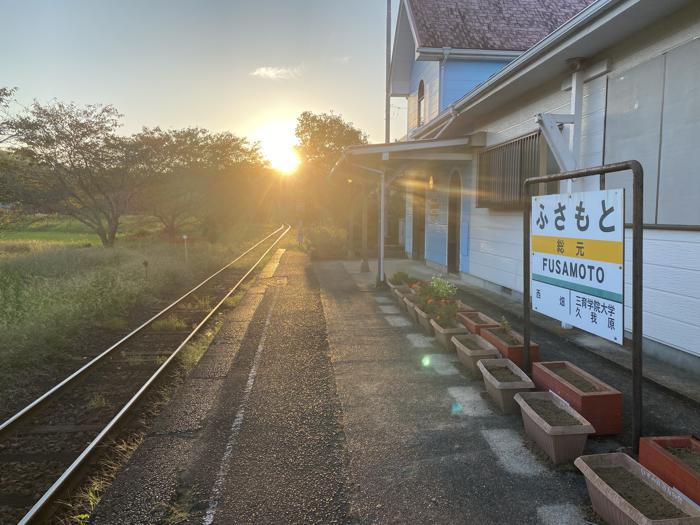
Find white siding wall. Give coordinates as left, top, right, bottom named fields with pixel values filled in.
left=468, top=76, right=606, bottom=293
left=465, top=3, right=700, bottom=358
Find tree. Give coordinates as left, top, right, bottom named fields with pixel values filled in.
left=295, top=111, right=368, bottom=175
left=131, top=126, right=268, bottom=240
left=294, top=111, right=368, bottom=224
left=4, top=101, right=144, bottom=247
left=0, top=87, right=17, bottom=145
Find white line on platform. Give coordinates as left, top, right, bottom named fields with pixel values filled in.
left=379, top=305, right=401, bottom=314
left=406, top=333, right=434, bottom=348
left=374, top=295, right=393, bottom=304
left=202, top=288, right=279, bottom=525
left=537, top=503, right=588, bottom=525
left=426, top=354, right=460, bottom=375
left=384, top=315, right=411, bottom=327
left=480, top=428, right=546, bottom=476
left=447, top=386, right=491, bottom=417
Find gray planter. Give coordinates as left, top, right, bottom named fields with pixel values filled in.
left=430, top=319, right=468, bottom=351
left=404, top=296, right=419, bottom=324
left=415, top=305, right=434, bottom=335
left=478, top=358, right=534, bottom=414
left=453, top=334, right=499, bottom=377
left=514, top=391, right=594, bottom=465
left=575, top=453, right=700, bottom=525
left=392, top=287, right=409, bottom=310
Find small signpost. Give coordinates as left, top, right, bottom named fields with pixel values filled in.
left=523, top=161, right=644, bottom=454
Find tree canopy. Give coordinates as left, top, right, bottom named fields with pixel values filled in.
left=295, top=111, right=367, bottom=175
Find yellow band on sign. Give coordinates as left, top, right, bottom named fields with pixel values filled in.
left=531, top=235, right=623, bottom=264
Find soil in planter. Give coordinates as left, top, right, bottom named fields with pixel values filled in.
left=527, top=399, right=580, bottom=427
left=491, top=328, right=520, bottom=346
left=487, top=366, right=522, bottom=382
left=666, top=446, right=700, bottom=474
left=596, top=467, right=689, bottom=520
left=549, top=366, right=598, bottom=393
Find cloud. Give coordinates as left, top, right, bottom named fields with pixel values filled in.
left=249, top=65, right=302, bottom=80
left=334, top=56, right=352, bottom=64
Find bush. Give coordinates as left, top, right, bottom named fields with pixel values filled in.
left=304, top=224, right=347, bottom=260
left=389, top=271, right=410, bottom=285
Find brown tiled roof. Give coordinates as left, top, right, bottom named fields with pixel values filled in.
left=407, top=0, right=597, bottom=51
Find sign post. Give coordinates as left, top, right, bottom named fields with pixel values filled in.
left=523, top=161, right=643, bottom=454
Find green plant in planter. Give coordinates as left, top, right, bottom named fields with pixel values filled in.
left=416, top=276, right=458, bottom=313
left=428, top=276, right=457, bottom=300
left=389, top=271, right=410, bottom=285
left=434, top=300, right=458, bottom=328
left=499, top=316, right=512, bottom=332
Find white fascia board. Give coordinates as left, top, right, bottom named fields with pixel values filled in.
left=346, top=136, right=471, bottom=156
left=416, top=47, right=522, bottom=61
left=389, top=0, right=417, bottom=96
left=402, top=0, right=421, bottom=48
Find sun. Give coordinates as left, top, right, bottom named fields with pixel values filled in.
left=252, top=121, right=301, bottom=175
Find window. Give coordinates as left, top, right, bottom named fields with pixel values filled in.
left=417, top=80, right=426, bottom=126
left=476, top=132, right=542, bottom=210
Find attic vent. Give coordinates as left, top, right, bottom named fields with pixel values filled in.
left=476, top=131, right=541, bottom=210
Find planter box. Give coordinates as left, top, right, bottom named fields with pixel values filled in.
left=404, top=296, right=419, bottom=324
left=430, top=319, right=468, bottom=351
left=457, top=311, right=499, bottom=335
left=456, top=300, right=477, bottom=313
left=480, top=328, right=540, bottom=370
left=453, top=334, right=500, bottom=377
left=415, top=305, right=434, bottom=335
left=392, top=288, right=404, bottom=308
left=477, top=358, right=534, bottom=414
left=575, top=453, right=700, bottom=525
left=640, top=436, right=700, bottom=506
left=514, top=391, right=594, bottom=465
left=532, top=361, right=622, bottom=436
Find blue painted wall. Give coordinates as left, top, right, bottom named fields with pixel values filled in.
left=441, top=59, right=511, bottom=110
left=459, top=168, right=473, bottom=273
left=407, top=60, right=439, bottom=131
left=404, top=191, right=413, bottom=255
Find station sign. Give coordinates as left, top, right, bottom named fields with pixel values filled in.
left=530, top=189, right=624, bottom=343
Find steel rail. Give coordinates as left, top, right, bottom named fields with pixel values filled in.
left=0, top=225, right=285, bottom=436
left=18, top=224, right=290, bottom=524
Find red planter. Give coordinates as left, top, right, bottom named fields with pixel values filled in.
left=640, top=436, right=700, bottom=505
left=480, top=328, right=540, bottom=371
left=457, top=311, right=499, bottom=335
left=532, top=361, right=622, bottom=436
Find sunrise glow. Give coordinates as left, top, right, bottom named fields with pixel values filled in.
left=252, top=121, right=301, bottom=174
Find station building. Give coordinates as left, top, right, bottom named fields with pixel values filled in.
left=334, top=0, right=700, bottom=373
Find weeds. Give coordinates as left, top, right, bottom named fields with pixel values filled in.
left=87, top=394, right=107, bottom=411
left=57, top=435, right=144, bottom=525
left=151, top=314, right=188, bottom=332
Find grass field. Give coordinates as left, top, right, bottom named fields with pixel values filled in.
left=0, top=216, right=277, bottom=417
left=0, top=215, right=163, bottom=244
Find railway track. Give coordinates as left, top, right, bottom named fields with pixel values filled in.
left=0, top=225, right=290, bottom=524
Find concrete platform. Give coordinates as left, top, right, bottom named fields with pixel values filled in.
left=91, top=251, right=700, bottom=524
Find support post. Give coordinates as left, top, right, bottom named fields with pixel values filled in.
left=361, top=195, right=370, bottom=272
left=377, top=170, right=386, bottom=286
left=347, top=201, right=355, bottom=259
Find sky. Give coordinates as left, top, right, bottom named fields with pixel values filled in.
left=2, top=0, right=405, bottom=170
